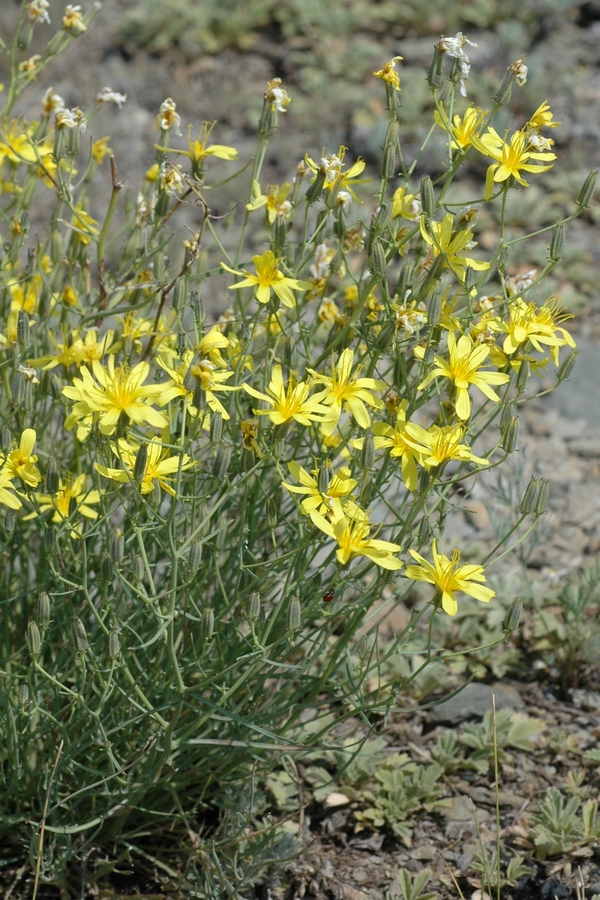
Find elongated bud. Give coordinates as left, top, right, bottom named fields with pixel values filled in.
left=516, top=359, right=530, bottom=394
left=172, top=278, right=184, bottom=311
left=1, top=425, right=10, bottom=454
left=272, top=214, right=288, bottom=256
left=557, top=348, right=578, bottom=383
left=520, top=475, right=542, bottom=515
left=318, top=461, right=332, bottom=495
left=577, top=170, right=597, bottom=209
left=286, top=593, right=301, bottom=633
left=427, top=44, right=443, bottom=86
left=18, top=683, right=29, bottom=706
left=100, top=553, right=113, bottom=584
left=418, top=517, right=431, bottom=545
left=549, top=220, right=565, bottom=262
left=497, top=245, right=511, bottom=274
left=108, top=630, right=120, bottom=658
left=17, top=310, right=30, bottom=349
left=26, top=621, right=42, bottom=657
left=504, top=597, right=523, bottom=635
left=133, top=442, right=148, bottom=482
left=369, top=239, right=387, bottom=280
left=266, top=497, right=278, bottom=528
left=360, top=474, right=373, bottom=507
left=535, top=478, right=550, bottom=516
left=4, top=511, right=17, bottom=537
left=384, top=118, right=400, bottom=152
left=361, top=430, right=375, bottom=471
left=212, top=443, right=232, bottom=479
left=188, top=539, right=203, bottom=574
left=248, top=591, right=261, bottom=622
left=150, top=480, right=161, bottom=508
left=428, top=291, right=441, bottom=327
left=11, top=371, right=26, bottom=407
left=373, top=202, right=393, bottom=234
left=493, top=65, right=517, bottom=106
left=240, top=445, right=255, bottom=472
left=464, top=266, right=478, bottom=293
left=501, top=415, right=519, bottom=453
left=190, top=291, right=205, bottom=328
left=36, top=592, right=51, bottom=629
left=305, top=167, right=326, bottom=204
left=110, top=529, right=124, bottom=564
left=44, top=526, right=56, bottom=554
left=376, top=320, right=395, bottom=351
left=209, top=410, right=223, bottom=445
left=500, top=399, right=516, bottom=434
left=202, top=607, right=215, bottom=641
left=132, top=553, right=145, bottom=583
left=72, top=617, right=88, bottom=652
left=45, top=457, right=60, bottom=496
left=357, top=634, right=372, bottom=661
left=397, top=261, right=414, bottom=297
left=420, top=175, right=435, bottom=218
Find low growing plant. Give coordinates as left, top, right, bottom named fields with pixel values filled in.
left=0, top=2, right=593, bottom=894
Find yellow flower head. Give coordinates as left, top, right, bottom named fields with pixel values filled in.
left=282, top=459, right=358, bottom=520
left=307, top=348, right=385, bottom=436
left=405, top=540, right=495, bottom=616
left=373, top=57, right=403, bottom=91
left=311, top=507, right=403, bottom=571
left=353, top=401, right=421, bottom=492
left=246, top=180, right=292, bottom=223
left=419, top=213, right=490, bottom=283
left=222, top=251, right=312, bottom=309
left=434, top=103, right=487, bottom=151
left=1, top=429, right=41, bottom=487
left=403, top=421, right=490, bottom=469
left=156, top=121, right=238, bottom=178
left=243, top=365, right=332, bottom=428
left=26, top=474, right=100, bottom=538
left=471, top=127, right=556, bottom=199
left=62, top=4, right=87, bottom=34
left=96, top=437, right=194, bottom=496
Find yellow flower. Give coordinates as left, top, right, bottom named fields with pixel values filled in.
left=246, top=180, right=292, bottom=223
left=434, top=103, right=487, bottom=150
left=62, top=4, right=87, bottom=34
left=353, top=401, right=420, bottom=492
left=96, top=437, right=194, bottom=496
left=417, top=331, right=510, bottom=421
left=419, top=213, right=490, bottom=283
left=470, top=127, right=556, bottom=199
left=243, top=365, right=332, bottom=428
left=307, top=348, right=385, bottom=436
left=222, top=251, right=312, bottom=309
left=405, top=540, right=495, bottom=616
left=526, top=101, right=560, bottom=133
left=305, top=146, right=368, bottom=202
left=157, top=121, right=237, bottom=177
left=70, top=203, right=99, bottom=246
left=62, top=357, right=172, bottom=440
left=91, top=136, right=112, bottom=163
left=282, top=460, right=357, bottom=519
left=71, top=328, right=116, bottom=365
left=1, top=429, right=41, bottom=487
left=372, top=56, right=403, bottom=91
left=311, top=507, right=403, bottom=570
left=25, top=474, right=100, bottom=538
left=0, top=470, right=22, bottom=509
left=157, top=349, right=240, bottom=426
left=392, top=186, right=421, bottom=220
left=403, top=422, right=489, bottom=469
left=498, top=296, right=575, bottom=365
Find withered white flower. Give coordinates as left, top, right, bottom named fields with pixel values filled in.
left=96, top=87, right=127, bottom=109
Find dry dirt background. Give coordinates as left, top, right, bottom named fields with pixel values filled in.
left=1, top=1, right=600, bottom=897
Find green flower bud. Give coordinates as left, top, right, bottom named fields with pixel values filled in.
left=36, top=592, right=51, bottom=629
left=305, top=167, right=326, bottom=204
left=45, top=457, right=60, bottom=496
left=396, top=261, right=414, bottom=298
left=272, top=214, right=287, bottom=255
left=420, top=175, right=435, bottom=218
left=26, top=621, right=42, bottom=657
left=493, top=66, right=516, bottom=106
left=359, top=475, right=373, bottom=507
left=133, top=442, right=148, bottom=482
left=172, top=277, right=184, bottom=311
left=549, top=219, right=565, bottom=262
left=209, top=410, right=223, bottom=446
left=418, top=516, right=431, bottom=545
left=500, top=400, right=516, bottom=434
left=503, top=597, right=523, bottom=635
left=376, top=320, right=396, bottom=352
left=520, top=475, right=542, bottom=515
left=516, top=359, right=530, bottom=394
left=273, top=438, right=285, bottom=459
left=535, top=478, right=550, bottom=516
left=361, top=430, right=375, bottom=471
left=1, top=425, right=11, bottom=454
left=108, top=630, right=120, bottom=659
left=369, top=239, right=387, bottom=280
left=557, top=348, right=578, bottom=383
left=188, top=539, right=203, bottom=575
left=190, top=291, right=205, bottom=328
left=110, top=529, right=124, bottom=565
left=428, top=291, right=442, bottom=327
left=132, top=553, right=145, bottom=583
left=17, top=310, right=30, bottom=349
left=266, top=497, right=278, bottom=529
left=248, top=591, right=261, bottom=622
left=576, top=170, right=597, bottom=209
left=286, top=593, right=301, bottom=633
left=212, top=443, right=232, bottom=480
left=71, top=617, right=88, bottom=652
left=501, top=415, right=519, bottom=453
left=44, top=526, right=56, bottom=554
left=202, top=607, right=215, bottom=641
left=17, top=683, right=29, bottom=706
left=10, top=371, right=26, bottom=407
left=427, top=44, right=443, bottom=87
left=4, top=511, right=17, bottom=537
left=464, top=266, right=478, bottom=293
left=100, top=553, right=113, bottom=584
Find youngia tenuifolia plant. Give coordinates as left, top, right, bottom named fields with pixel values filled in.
left=0, top=3, right=593, bottom=895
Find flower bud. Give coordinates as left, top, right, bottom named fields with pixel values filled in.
left=100, top=553, right=113, bottom=584
left=549, top=219, right=565, bottom=262
left=17, top=310, right=30, bottom=349
left=150, top=480, right=162, bottom=508
left=381, top=142, right=397, bottom=181
left=26, top=621, right=42, bottom=657
left=557, top=348, right=578, bottom=383
left=17, top=683, right=29, bottom=706
left=384, top=118, right=400, bottom=153
left=240, top=445, right=256, bottom=472
left=360, top=475, right=373, bottom=507
left=516, top=359, right=530, bottom=394
left=535, top=478, right=550, bottom=516
left=172, top=278, right=184, bottom=311
left=110, top=529, right=124, bottom=565
left=428, top=291, right=442, bottom=327
left=420, top=175, right=435, bottom=218
left=1, top=425, right=11, bottom=454
left=71, top=617, right=88, bottom=652
left=213, top=443, right=232, bottom=480
left=520, top=475, right=542, bottom=515
left=493, top=66, right=517, bottom=106
left=500, top=399, right=516, bottom=434
left=11, top=371, right=26, bottom=407
left=427, top=44, right=443, bottom=87
left=497, top=245, right=511, bottom=274
left=501, top=415, right=519, bottom=453
left=503, top=597, right=523, bottom=635
left=4, top=511, right=17, bottom=537
left=273, top=438, right=285, bottom=459
left=376, top=320, right=395, bottom=352
left=44, top=526, right=56, bottom=554
left=577, top=170, right=597, bottom=209
left=190, top=291, right=205, bottom=328
left=369, top=239, right=387, bottom=280
left=361, top=430, right=375, bottom=471
left=36, top=591, right=51, bottom=629
left=396, top=261, right=414, bottom=298
left=188, top=539, right=203, bottom=575
left=45, top=457, right=60, bottom=496
left=248, top=591, right=261, bottom=621
left=202, top=607, right=215, bottom=641
left=266, top=497, right=278, bottom=529
left=317, top=461, right=332, bottom=495
left=108, top=630, right=120, bottom=659
left=418, top=517, right=431, bottom=545
left=464, top=266, right=478, bottom=293
left=132, top=553, right=145, bottom=583
left=133, top=442, right=148, bottom=483
left=305, top=167, right=326, bottom=204
left=286, top=593, right=301, bottom=633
